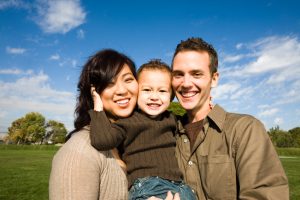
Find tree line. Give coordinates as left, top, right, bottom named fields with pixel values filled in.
left=5, top=112, right=67, bottom=144
left=4, top=103, right=300, bottom=147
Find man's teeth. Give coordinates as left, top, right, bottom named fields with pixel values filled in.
left=116, top=99, right=129, bottom=104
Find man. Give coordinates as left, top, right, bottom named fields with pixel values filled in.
left=171, top=37, right=289, bottom=199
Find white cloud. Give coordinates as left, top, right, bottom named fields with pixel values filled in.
left=0, top=71, right=75, bottom=132
left=0, top=68, right=33, bottom=75
left=258, top=108, right=279, bottom=117
left=50, top=53, right=60, bottom=60
left=35, top=0, right=86, bottom=34
left=6, top=46, right=26, bottom=54
left=77, top=29, right=85, bottom=39
left=0, top=0, right=29, bottom=10
left=222, top=36, right=300, bottom=80
left=243, top=36, right=300, bottom=74
left=236, top=43, right=243, bottom=50
left=59, top=58, right=78, bottom=68
left=213, top=82, right=240, bottom=100
left=222, top=54, right=244, bottom=63
left=274, top=117, right=283, bottom=126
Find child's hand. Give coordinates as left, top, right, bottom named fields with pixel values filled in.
left=91, top=86, right=103, bottom=111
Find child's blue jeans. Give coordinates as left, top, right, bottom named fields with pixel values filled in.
left=128, top=176, right=196, bottom=200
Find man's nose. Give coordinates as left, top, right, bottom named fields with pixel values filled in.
left=182, top=75, right=192, bottom=87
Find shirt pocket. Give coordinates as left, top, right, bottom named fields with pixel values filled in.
left=196, top=154, right=236, bottom=200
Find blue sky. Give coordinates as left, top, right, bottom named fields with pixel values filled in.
left=0, top=0, right=299, bottom=133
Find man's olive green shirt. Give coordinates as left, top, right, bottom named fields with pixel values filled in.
left=175, top=105, right=289, bottom=200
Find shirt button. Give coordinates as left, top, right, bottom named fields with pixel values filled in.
left=183, top=138, right=188, bottom=143
left=192, top=189, right=195, bottom=193
left=188, top=160, right=193, bottom=166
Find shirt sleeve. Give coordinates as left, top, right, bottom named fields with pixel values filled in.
left=234, top=116, right=289, bottom=199
left=89, top=110, right=126, bottom=151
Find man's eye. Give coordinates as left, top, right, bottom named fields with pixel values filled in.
left=159, top=90, right=167, bottom=93
left=172, top=73, right=183, bottom=78
left=193, top=73, right=203, bottom=78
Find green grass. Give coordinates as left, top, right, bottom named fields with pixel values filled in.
left=0, top=145, right=299, bottom=199
left=0, top=145, right=59, bottom=200
left=280, top=156, right=300, bottom=200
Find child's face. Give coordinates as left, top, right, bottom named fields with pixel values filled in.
left=137, top=69, right=172, bottom=117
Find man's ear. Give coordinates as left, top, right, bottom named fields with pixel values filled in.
left=211, top=72, right=219, bottom=88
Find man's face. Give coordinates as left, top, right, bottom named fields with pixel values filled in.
left=172, top=51, right=218, bottom=117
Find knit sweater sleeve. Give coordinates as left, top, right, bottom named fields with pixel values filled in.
left=89, top=110, right=126, bottom=151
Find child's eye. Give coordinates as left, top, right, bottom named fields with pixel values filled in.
left=159, top=90, right=167, bottom=93
left=142, top=88, right=151, bottom=92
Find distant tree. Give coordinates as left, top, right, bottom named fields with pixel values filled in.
left=168, top=102, right=186, bottom=116
left=8, top=117, right=26, bottom=144
left=45, top=120, right=67, bottom=144
left=268, top=126, right=296, bottom=147
left=8, top=112, right=46, bottom=144
left=288, top=127, right=300, bottom=147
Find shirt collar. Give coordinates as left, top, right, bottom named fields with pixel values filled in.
left=177, top=104, right=227, bottom=134
left=206, top=104, right=226, bottom=132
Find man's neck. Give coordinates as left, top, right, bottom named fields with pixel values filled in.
left=186, top=106, right=211, bottom=123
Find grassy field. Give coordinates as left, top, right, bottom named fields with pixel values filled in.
left=0, top=145, right=299, bottom=200
left=0, top=145, right=59, bottom=200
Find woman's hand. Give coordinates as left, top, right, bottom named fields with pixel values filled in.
left=91, top=86, right=103, bottom=111
left=147, top=191, right=180, bottom=200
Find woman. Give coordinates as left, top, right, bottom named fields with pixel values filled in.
left=49, top=49, right=138, bottom=200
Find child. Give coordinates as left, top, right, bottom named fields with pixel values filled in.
left=89, top=59, right=196, bottom=200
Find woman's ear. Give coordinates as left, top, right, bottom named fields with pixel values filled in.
left=211, top=72, right=219, bottom=88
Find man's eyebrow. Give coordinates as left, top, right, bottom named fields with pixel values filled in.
left=172, top=70, right=182, bottom=74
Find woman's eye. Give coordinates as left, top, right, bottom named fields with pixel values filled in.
left=125, top=78, right=134, bottom=83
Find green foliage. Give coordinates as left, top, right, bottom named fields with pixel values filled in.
left=46, top=120, right=67, bottom=144
left=8, top=112, right=46, bottom=144
left=289, top=127, right=300, bottom=147
left=7, top=112, right=67, bottom=145
left=268, top=126, right=299, bottom=148
left=168, top=102, right=186, bottom=116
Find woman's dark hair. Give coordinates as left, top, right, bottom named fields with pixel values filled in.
left=67, top=49, right=136, bottom=140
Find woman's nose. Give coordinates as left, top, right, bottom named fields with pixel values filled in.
left=115, top=83, right=127, bottom=95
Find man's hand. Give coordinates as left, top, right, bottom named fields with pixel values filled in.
left=90, top=86, right=103, bottom=111
left=147, top=191, right=180, bottom=200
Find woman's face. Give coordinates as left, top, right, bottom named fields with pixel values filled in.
left=100, top=64, right=138, bottom=120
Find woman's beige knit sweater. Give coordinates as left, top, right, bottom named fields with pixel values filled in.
left=49, top=126, right=128, bottom=200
